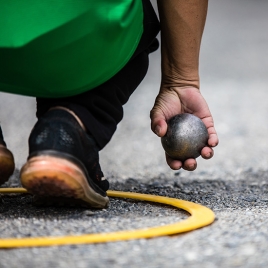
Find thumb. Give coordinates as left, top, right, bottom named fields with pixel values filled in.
left=150, top=108, right=168, bottom=137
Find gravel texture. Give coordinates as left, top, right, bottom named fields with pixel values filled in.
left=0, top=174, right=188, bottom=238
left=1, top=0, right=268, bottom=267
left=1, top=171, right=268, bottom=268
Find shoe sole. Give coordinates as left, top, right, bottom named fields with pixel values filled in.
left=20, top=155, right=109, bottom=208
left=0, top=146, right=15, bottom=185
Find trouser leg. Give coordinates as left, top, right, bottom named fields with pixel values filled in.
left=36, top=48, right=151, bottom=150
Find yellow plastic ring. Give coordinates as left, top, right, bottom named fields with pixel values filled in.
left=0, top=188, right=215, bottom=248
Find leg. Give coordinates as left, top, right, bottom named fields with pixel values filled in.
left=36, top=49, right=151, bottom=150
left=21, top=0, right=160, bottom=208
left=22, top=49, right=153, bottom=208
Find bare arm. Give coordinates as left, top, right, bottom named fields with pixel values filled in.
left=151, top=0, right=218, bottom=171
left=157, top=0, right=208, bottom=89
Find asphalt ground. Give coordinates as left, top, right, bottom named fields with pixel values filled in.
left=1, top=0, right=268, bottom=267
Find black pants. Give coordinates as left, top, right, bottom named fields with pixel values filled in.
left=36, top=0, right=160, bottom=150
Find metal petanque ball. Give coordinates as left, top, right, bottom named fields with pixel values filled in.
left=161, top=113, right=209, bottom=161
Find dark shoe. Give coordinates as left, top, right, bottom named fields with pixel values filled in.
left=20, top=109, right=109, bottom=208
left=0, top=126, right=15, bottom=185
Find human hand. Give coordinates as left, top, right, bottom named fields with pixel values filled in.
left=150, top=86, right=218, bottom=171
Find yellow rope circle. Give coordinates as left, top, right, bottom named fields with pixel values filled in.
left=0, top=188, right=215, bottom=248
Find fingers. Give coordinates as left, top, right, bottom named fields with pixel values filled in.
left=166, top=154, right=182, bottom=170
left=166, top=147, right=214, bottom=171
left=183, top=159, right=197, bottom=171
left=201, top=146, right=214, bottom=159
left=166, top=154, right=197, bottom=171
left=208, top=132, right=219, bottom=148
left=201, top=116, right=219, bottom=148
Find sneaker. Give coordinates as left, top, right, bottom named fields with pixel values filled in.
left=20, top=109, right=109, bottom=208
left=0, top=126, right=15, bottom=185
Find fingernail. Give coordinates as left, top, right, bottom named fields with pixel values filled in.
left=155, top=126, right=161, bottom=136
left=189, top=164, right=196, bottom=170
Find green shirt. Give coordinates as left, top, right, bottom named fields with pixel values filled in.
left=0, top=0, right=143, bottom=97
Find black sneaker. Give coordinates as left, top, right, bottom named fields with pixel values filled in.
left=20, top=109, right=109, bottom=208
left=0, top=126, right=15, bottom=185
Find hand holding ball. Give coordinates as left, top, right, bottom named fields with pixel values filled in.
left=161, top=114, right=209, bottom=162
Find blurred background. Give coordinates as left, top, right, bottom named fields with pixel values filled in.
left=1, top=0, right=268, bottom=182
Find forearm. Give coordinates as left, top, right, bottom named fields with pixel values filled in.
left=157, top=0, right=208, bottom=89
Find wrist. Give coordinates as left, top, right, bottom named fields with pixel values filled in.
left=160, top=77, right=200, bottom=91
left=160, top=64, right=200, bottom=89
